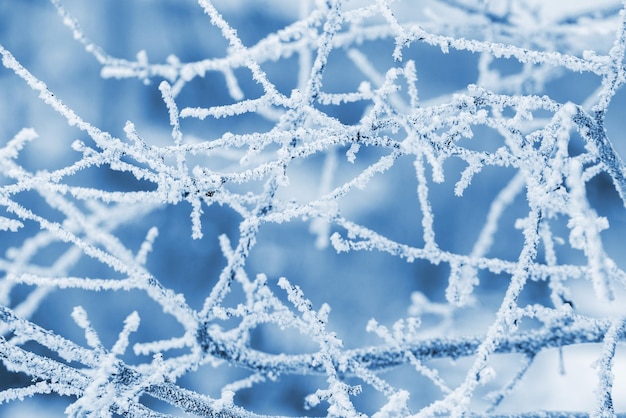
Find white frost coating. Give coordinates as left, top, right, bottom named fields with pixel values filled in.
left=0, top=217, right=23, bottom=232
left=71, top=306, right=103, bottom=350
left=0, top=0, right=625, bottom=417
left=135, top=227, right=159, bottom=266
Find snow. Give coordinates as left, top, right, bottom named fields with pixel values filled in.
left=1, top=0, right=626, bottom=416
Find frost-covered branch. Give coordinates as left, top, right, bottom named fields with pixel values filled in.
left=1, top=0, right=626, bottom=416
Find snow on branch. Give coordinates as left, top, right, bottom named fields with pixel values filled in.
left=1, top=0, right=626, bottom=416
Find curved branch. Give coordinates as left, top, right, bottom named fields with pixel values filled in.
left=199, top=316, right=614, bottom=376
